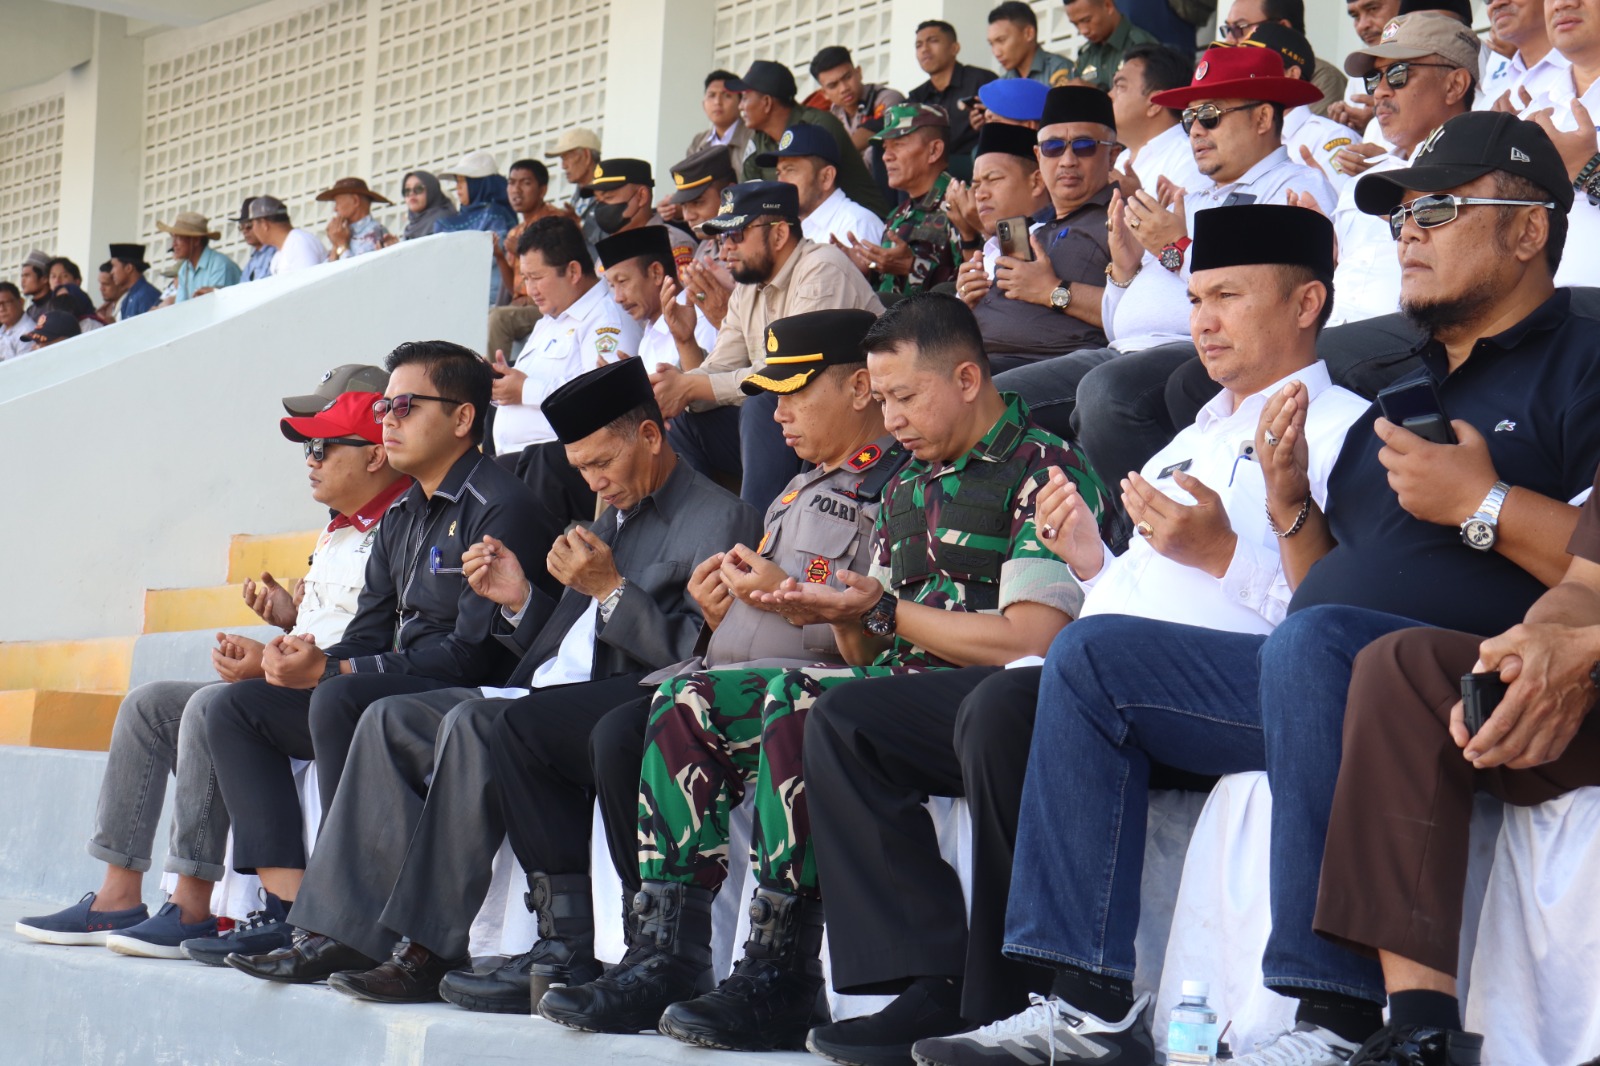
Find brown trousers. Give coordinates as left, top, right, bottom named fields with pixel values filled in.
left=1315, top=626, right=1600, bottom=975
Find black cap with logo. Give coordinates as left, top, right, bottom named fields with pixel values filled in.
left=1355, top=111, right=1574, bottom=216
left=725, top=60, right=799, bottom=101
left=741, top=308, right=879, bottom=395
left=581, top=158, right=655, bottom=195
left=699, top=181, right=802, bottom=235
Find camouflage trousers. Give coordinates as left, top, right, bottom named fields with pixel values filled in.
left=638, top=664, right=915, bottom=898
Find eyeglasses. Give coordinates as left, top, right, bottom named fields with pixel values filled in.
left=1386, top=193, right=1557, bottom=240
left=302, top=436, right=373, bottom=461
left=1181, top=102, right=1262, bottom=134
left=1038, top=137, right=1120, bottom=159
left=1363, top=61, right=1460, bottom=94
left=1217, top=17, right=1266, bottom=39
left=371, top=393, right=465, bottom=422
left=428, top=546, right=463, bottom=575
left=716, top=220, right=785, bottom=247
left=403, top=184, right=426, bottom=195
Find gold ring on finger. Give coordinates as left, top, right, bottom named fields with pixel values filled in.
left=1136, top=520, right=1154, bottom=538
left=1129, top=216, right=1141, bottom=229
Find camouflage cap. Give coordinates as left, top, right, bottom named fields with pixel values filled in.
left=871, top=103, right=951, bottom=143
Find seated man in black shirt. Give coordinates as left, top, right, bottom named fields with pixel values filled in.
left=203, top=340, right=564, bottom=921
left=939, top=112, right=1600, bottom=1066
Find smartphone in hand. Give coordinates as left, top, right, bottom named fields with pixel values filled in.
left=1460, top=670, right=1508, bottom=737
left=997, top=217, right=1035, bottom=261
left=1377, top=377, right=1457, bottom=445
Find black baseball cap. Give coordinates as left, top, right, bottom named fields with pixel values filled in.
left=22, top=310, right=81, bottom=344
left=1355, top=111, right=1574, bottom=216
left=725, top=60, right=798, bottom=101
left=753, top=124, right=841, bottom=168
left=699, top=181, right=802, bottom=235
left=669, top=145, right=738, bottom=204
left=1249, top=23, right=1316, bottom=81
left=581, top=158, right=654, bottom=195
left=742, top=308, right=878, bottom=395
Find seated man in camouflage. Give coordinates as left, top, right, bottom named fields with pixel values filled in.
left=539, top=293, right=1109, bottom=1052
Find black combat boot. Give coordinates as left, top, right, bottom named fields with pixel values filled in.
left=440, top=872, right=602, bottom=1014
left=658, top=885, right=829, bottom=1051
left=1351, top=1022, right=1484, bottom=1066
left=536, top=880, right=715, bottom=1033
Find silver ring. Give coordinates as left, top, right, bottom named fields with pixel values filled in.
left=1264, top=430, right=1281, bottom=447
left=694, top=292, right=707, bottom=302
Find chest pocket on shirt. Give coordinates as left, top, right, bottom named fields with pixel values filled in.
left=306, top=531, right=376, bottom=603
left=788, top=510, right=861, bottom=584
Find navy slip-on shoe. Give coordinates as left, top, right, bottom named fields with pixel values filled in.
left=15, top=892, right=149, bottom=946
left=106, top=901, right=219, bottom=960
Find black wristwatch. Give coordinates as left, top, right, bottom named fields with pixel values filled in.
left=861, top=591, right=898, bottom=637
left=320, top=657, right=344, bottom=683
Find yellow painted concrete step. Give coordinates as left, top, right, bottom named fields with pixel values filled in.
left=227, top=531, right=318, bottom=584
left=143, top=584, right=268, bottom=634
left=0, top=636, right=136, bottom=692
left=0, top=689, right=123, bottom=751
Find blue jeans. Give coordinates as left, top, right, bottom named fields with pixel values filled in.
left=1004, top=607, right=1419, bottom=1003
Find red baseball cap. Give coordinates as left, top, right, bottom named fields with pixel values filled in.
left=280, top=390, right=385, bottom=445
left=1151, top=44, right=1323, bottom=110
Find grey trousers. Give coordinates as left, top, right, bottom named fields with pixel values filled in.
left=87, top=680, right=232, bottom=881
left=288, top=687, right=509, bottom=962
left=992, top=346, right=1119, bottom=447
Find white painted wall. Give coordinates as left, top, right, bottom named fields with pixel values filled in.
left=0, top=231, right=491, bottom=643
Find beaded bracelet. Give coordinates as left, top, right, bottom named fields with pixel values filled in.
left=1574, top=152, right=1600, bottom=191
left=1266, top=495, right=1312, bottom=539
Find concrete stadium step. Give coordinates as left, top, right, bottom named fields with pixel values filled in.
left=144, top=584, right=268, bottom=633
left=227, top=530, right=319, bottom=584
left=0, top=635, right=137, bottom=692
left=0, top=691, right=124, bottom=750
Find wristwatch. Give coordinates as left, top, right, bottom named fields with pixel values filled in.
left=1460, top=481, right=1511, bottom=551
left=320, top=657, right=344, bottom=683
left=598, top=579, right=627, bottom=623
left=1158, top=237, right=1192, bottom=272
left=1048, top=283, right=1072, bottom=312
left=861, top=591, right=898, bottom=637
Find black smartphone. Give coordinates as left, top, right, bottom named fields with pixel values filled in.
left=997, top=217, right=1035, bottom=261
left=1376, top=377, right=1457, bottom=445
left=958, top=94, right=981, bottom=111
left=1460, top=670, right=1508, bottom=737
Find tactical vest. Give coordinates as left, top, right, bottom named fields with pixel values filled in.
left=883, top=421, right=1034, bottom=613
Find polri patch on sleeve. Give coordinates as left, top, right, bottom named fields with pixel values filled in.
left=847, top=444, right=882, bottom=470
left=805, top=557, right=832, bottom=583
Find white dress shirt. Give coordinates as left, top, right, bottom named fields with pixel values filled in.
left=1284, top=105, right=1364, bottom=197
left=1519, top=70, right=1600, bottom=288
left=271, top=229, right=328, bottom=275
left=1128, top=122, right=1207, bottom=196
left=1076, top=360, right=1369, bottom=632
left=527, top=509, right=629, bottom=689
left=1102, top=147, right=1336, bottom=351
left=802, top=187, right=887, bottom=246
left=0, top=314, right=36, bottom=360
left=1328, top=151, right=1408, bottom=327
left=638, top=302, right=718, bottom=370
left=1478, top=47, right=1569, bottom=109
left=491, top=277, right=643, bottom=454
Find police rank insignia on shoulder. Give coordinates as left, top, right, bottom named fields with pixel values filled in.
left=847, top=444, right=881, bottom=470
left=757, top=530, right=772, bottom=553
left=779, top=489, right=800, bottom=505
left=805, top=557, right=831, bottom=583
left=1049, top=69, right=1073, bottom=87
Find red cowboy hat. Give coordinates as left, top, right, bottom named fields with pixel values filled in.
left=1151, top=44, right=1323, bottom=110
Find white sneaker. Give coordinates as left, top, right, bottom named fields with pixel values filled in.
left=1234, top=1022, right=1360, bottom=1065
left=911, top=992, right=1154, bottom=1065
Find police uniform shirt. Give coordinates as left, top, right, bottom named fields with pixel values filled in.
left=1517, top=74, right=1600, bottom=289
left=1127, top=122, right=1207, bottom=199
left=1077, top=361, right=1368, bottom=634
left=802, top=187, right=887, bottom=247
left=1293, top=289, right=1600, bottom=637
left=704, top=437, right=901, bottom=666
left=1284, top=105, right=1363, bottom=197
left=1102, top=147, right=1336, bottom=352
left=638, top=301, right=718, bottom=370
left=491, top=276, right=644, bottom=454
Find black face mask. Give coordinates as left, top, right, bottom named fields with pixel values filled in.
left=594, top=199, right=636, bottom=235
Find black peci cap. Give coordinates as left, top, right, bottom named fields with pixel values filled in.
left=1039, top=85, right=1117, bottom=131
left=974, top=123, right=1041, bottom=162
left=596, top=225, right=675, bottom=271
left=1354, top=111, right=1573, bottom=216
left=541, top=357, right=656, bottom=445
left=108, top=243, right=150, bottom=272
left=1189, top=204, right=1335, bottom=276
left=741, top=308, right=880, bottom=395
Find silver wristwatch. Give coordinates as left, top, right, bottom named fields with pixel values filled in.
left=1460, top=481, right=1510, bottom=551
left=598, top=579, right=627, bottom=622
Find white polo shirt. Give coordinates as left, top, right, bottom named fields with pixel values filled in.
left=1519, top=70, right=1600, bottom=289
left=271, top=229, right=327, bottom=275
left=491, top=277, right=643, bottom=454
left=1076, top=360, right=1369, bottom=633
left=802, top=187, right=886, bottom=246
left=0, top=313, right=35, bottom=361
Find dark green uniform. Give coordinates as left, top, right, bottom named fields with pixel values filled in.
left=744, top=105, right=890, bottom=219
left=1072, top=16, right=1160, bottom=90
left=878, top=170, right=959, bottom=297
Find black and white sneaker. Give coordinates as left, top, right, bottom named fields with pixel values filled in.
left=1233, top=1023, right=1359, bottom=1065
left=911, top=993, right=1154, bottom=1066
left=181, top=892, right=292, bottom=966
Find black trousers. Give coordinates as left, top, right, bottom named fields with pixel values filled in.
left=805, top=666, right=1046, bottom=1027
left=203, top=673, right=455, bottom=872
left=490, top=676, right=650, bottom=895
left=667, top=406, right=742, bottom=489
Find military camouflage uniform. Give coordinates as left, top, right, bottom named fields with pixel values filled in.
left=877, top=170, right=959, bottom=297
left=638, top=395, right=1111, bottom=898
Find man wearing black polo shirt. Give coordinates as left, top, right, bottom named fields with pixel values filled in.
left=908, top=20, right=997, bottom=165
left=982, top=111, right=1600, bottom=1066
left=204, top=340, right=563, bottom=916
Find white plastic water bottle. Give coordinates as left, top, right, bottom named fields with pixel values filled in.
left=1167, top=980, right=1220, bottom=1065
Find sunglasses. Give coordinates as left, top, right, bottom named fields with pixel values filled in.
left=1386, top=193, right=1557, bottom=240
left=403, top=184, right=426, bottom=195
left=371, top=393, right=465, bottom=422
left=716, top=220, right=785, bottom=247
left=1363, top=61, right=1459, bottom=95
left=1181, top=102, right=1262, bottom=134
left=1217, top=17, right=1266, bottom=39
left=302, top=436, right=372, bottom=461
left=428, top=546, right=463, bottom=575
left=1038, top=137, right=1119, bottom=159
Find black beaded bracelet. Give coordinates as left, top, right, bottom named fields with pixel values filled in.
left=1266, top=495, right=1312, bottom=539
left=1575, top=152, right=1600, bottom=191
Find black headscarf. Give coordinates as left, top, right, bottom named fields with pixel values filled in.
left=402, top=170, right=458, bottom=240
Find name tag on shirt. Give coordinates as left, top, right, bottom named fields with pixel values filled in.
left=1157, top=459, right=1192, bottom=480
left=1221, top=192, right=1257, bottom=207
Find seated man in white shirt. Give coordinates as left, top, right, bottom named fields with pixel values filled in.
left=1253, top=24, right=1367, bottom=197
left=1107, top=42, right=1207, bottom=197
left=757, top=123, right=886, bottom=248
left=909, top=203, right=1371, bottom=1066
left=491, top=215, right=642, bottom=524
left=593, top=226, right=717, bottom=370
left=251, top=196, right=328, bottom=276
left=1478, top=0, right=1563, bottom=108
left=0, top=282, right=35, bottom=360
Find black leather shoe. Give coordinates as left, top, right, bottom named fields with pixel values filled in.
left=439, top=947, right=601, bottom=1015
left=806, top=979, right=968, bottom=1066
left=225, top=931, right=377, bottom=984
left=327, top=941, right=467, bottom=1003
left=1351, top=1022, right=1484, bottom=1066
left=537, top=881, right=715, bottom=1034
left=659, top=887, right=829, bottom=1051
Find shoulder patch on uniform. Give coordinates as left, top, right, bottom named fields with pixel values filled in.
left=596, top=335, right=619, bottom=356
left=674, top=245, right=695, bottom=270
left=779, top=488, right=800, bottom=505
left=1049, top=69, right=1073, bottom=87
left=757, top=529, right=772, bottom=553
left=1323, top=136, right=1352, bottom=152
left=805, top=557, right=832, bottom=583
left=596, top=326, right=621, bottom=335
left=847, top=444, right=882, bottom=470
